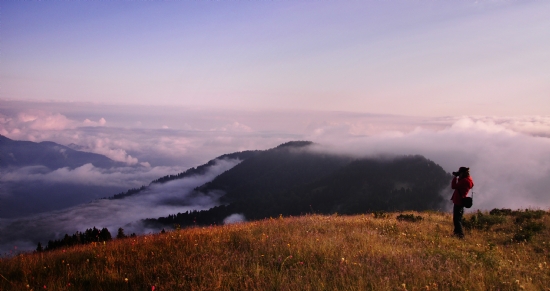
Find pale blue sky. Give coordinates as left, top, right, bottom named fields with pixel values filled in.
left=2, top=0, right=549, bottom=116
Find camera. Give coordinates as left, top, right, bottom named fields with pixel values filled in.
left=452, top=171, right=460, bottom=177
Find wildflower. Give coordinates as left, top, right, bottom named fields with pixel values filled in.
left=152, top=286, right=156, bottom=291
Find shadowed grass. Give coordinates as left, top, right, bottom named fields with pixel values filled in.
left=1, top=210, right=549, bottom=290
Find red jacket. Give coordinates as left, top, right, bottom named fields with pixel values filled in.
left=451, top=176, right=474, bottom=205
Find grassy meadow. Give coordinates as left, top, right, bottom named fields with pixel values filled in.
left=1, top=210, right=549, bottom=291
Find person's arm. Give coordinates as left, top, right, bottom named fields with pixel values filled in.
left=451, top=177, right=458, bottom=189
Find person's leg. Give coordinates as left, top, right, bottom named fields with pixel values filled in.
left=453, top=205, right=464, bottom=238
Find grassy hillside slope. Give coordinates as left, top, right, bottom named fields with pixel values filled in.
left=1, top=210, right=549, bottom=290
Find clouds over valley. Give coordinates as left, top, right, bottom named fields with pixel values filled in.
left=1, top=164, right=174, bottom=187
left=0, top=158, right=240, bottom=255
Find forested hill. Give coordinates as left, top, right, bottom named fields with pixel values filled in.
left=144, top=141, right=452, bottom=228
left=194, top=141, right=353, bottom=204
left=268, top=155, right=451, bottom=216
left=113, top=141, right=321, bottom=199
left=0, top=134, right=124, bottom=169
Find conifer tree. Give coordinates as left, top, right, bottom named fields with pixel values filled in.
left=117, top=227, right=127, bottom=239
left=99, top=228, right=112, bottom=241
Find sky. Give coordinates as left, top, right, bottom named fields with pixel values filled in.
left=1, top=1, right=550, bottom=254
left=2, top=0, right=549, bottom=115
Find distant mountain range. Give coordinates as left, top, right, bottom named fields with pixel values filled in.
left=0, top=134, right=124, bottom=169
left=144, top=141, right=452, bottom=228
left=0, top=135, right=131, bottom=218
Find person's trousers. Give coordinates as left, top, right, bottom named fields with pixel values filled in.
left=453, top=205, right=464, bottom=237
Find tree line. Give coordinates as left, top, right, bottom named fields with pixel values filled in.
left=36, top=227, right=138, bottom=252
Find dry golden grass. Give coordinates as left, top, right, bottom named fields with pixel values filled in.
left=1, top=211, right=549, bottom=291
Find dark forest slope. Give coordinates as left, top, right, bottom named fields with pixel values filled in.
left=195, top=141, right=353, bottom=203
left=145, top=142, right=452, bottom=228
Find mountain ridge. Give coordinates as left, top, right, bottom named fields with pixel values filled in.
left=0, top=134, right=125, bottom=169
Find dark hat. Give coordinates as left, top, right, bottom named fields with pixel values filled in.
left=452, top=167, right=470, bottom=176
left=458, top=167, right=470, bottom=174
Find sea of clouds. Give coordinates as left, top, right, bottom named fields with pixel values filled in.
left=1, top=100, right=550, bottom=254
left=0, top=158, right=240, bottom=255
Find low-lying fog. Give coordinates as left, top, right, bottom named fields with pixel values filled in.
left=0, top=159, right=239, bottom=255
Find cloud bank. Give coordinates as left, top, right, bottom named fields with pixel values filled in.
left=310, top=117, right=550, bottom=211
left=0, top=158, right=240, bottom=255
left=0, top=164, right=182, bottom=188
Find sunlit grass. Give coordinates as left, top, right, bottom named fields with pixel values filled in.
left=1, top=210, right=549, bottom=290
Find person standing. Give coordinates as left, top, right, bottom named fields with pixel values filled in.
left=451, top=167, right=474, bottom=238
